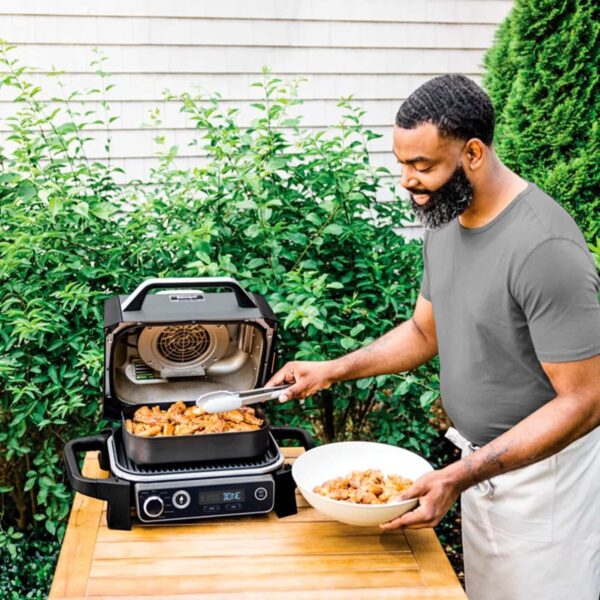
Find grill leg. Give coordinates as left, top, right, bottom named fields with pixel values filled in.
left=106, top=491, right=133, bottom=530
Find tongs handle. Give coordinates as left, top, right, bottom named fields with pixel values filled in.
left=238, top=384, right=290, bottom=405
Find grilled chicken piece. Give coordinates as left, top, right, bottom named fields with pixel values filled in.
left=184, top=405, right=207, bottom=418
left=135, top=425, right=161, bottom=437
left=242, top=410, right=262, bottom=427
left=132, top=405, right=154, bottom=423
left=133, top=405, right=167, bottom=427
left=313, top=470, right=413, bottom=505
left=128, top=401, right=263, bottom=437
left=366, top=484, right=385, bottom=496
left=232, top=421, right=259, bottom=431
left=222, top=410, right=244, bottom=423
left=166, top=400, right=187, bottom=424
left=174, top=421, right=206, bottom=435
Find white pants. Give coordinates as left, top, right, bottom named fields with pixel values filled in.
left=446, top=426, right=600, bottom=600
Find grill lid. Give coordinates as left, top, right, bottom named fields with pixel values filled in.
left=102, top=278, right=279, bottom=419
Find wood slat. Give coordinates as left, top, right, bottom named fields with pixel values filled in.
left=48, top=458, right=108, bottom=598
left=89, top=552, right=417, bottom=578
left=96, top=519, right=397, bottom=543
left=86, top=570, right=426, bottom=596
left=51, top=590, right=467, bottom=600
left=92, top=532, right=411, bottom=559
left=405, top=529, right=464, bottom=589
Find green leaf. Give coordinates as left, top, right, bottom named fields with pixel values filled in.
left=419, top=391, right=438, bottom=409
left=48, top=195, right=63, bottom=217
left=323, top=223, right=344, bottom=236
left=306, top=213, right=321, bottom=227
left=349, top=323, right=365, bottom=337
left=90, top=202, right=118, bottom=220
left=340, top=337, right=356, bottom=350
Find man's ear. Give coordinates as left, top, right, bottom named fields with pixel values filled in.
left=464, top=138, right=486, bottom=171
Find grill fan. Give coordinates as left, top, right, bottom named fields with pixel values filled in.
left=157, top=325, right=211, bottom=363
left=137, top=323, right=230, bottom=378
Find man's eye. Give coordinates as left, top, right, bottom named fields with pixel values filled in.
left=416, top=166, right=432, bottom=173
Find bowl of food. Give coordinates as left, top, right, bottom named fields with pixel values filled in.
left=291, top=441, right=433, bottom=526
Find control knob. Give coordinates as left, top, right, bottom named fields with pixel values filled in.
left=143, top=495, right=165, bottom=518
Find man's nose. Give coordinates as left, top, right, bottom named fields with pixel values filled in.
left=399, top=167, right=418, bottom=190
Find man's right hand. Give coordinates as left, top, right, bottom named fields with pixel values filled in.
left=266, top=360, right=339, bottom=403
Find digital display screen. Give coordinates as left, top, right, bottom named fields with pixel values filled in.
left=198, top=489, right=245, bottom=505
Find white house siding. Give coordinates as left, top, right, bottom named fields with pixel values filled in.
left=0, top=0, right=512, bottom=236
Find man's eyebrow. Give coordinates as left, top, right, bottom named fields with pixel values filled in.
left=391, top=150, right=432, bottom=164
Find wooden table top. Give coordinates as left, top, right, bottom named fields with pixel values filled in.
left=49, top=448, right=466, bottom=600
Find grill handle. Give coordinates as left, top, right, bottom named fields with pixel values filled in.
left=121, top=277, right=257, bottom=311
left=270, top=426, right=316, bottom=450
left=63, top=433, right=132, bottom=530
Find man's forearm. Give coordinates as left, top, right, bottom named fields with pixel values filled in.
left=444, top=393, right=600, bottom=493
left=329, top=318, right=437, bottom=383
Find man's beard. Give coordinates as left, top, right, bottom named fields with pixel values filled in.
left=409, top=165, right=474, bottom=231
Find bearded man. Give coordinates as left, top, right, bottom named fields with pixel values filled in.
left=267, top=75, right=600, bottom=599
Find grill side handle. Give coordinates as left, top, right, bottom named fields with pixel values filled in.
left=121, top=277, right=257, bottom=311
left=63, top=433, right=132, bottom=530
left=270, top=426, right=316, bottom=450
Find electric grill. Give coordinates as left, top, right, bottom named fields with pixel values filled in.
left=64, top=277, right=315, bottom=530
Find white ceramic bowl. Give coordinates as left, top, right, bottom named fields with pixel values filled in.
left=292, top=441, right=433, bottom=527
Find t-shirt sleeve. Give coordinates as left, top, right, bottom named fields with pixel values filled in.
left=420, top=233, right=431, bottom=301
left=512, top=238, right=600, bottom=362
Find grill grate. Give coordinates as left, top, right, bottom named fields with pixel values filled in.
left=110, top=429, right=282, bottom=477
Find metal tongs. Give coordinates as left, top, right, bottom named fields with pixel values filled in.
left=195, top=384, right=291, bottom=414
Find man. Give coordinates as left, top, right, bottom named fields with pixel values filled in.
left=267, top=75, right=600, bottom=599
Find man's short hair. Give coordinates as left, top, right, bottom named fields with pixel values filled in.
left=395, top=74, right=495, bottom=146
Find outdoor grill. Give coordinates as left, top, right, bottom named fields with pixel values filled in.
left=64, top=277, right=314, bottom=530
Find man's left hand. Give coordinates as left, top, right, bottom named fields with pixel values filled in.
left=380, top=468, right=461, bottom=530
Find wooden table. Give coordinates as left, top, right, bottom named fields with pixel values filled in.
left=49, top=448, right=466, bottom=600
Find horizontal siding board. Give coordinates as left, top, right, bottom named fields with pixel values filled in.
left=3, top=15, right=497, bottom=49
left=0, top=73, right=483, bottom=101
left=8, top=45, right=486, bottom=74
left=0, top=0, right=513, bottom=24
left=0, top=99, right=404, bottom=129
left=0, top=126, right=396, bottom=158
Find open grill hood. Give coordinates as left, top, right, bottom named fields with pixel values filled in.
left=102, top=277, right=278, bottom=420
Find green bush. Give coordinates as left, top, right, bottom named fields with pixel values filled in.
left=0, top=527, right=60, bottom=599
left=483, top=0, right=600, bottom=242
left=0, top=44, right=439, bottom=550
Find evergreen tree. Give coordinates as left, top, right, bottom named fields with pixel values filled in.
left=484, top=0, right=600, bottom=242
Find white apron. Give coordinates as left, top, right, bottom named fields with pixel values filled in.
left=446, top=425, right=600, bottom=600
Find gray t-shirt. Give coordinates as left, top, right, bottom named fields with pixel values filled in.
left=421, top=182, right=600, bottom=446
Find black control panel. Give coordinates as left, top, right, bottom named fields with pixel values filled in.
left=135, top=475, right=275, bottom=523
